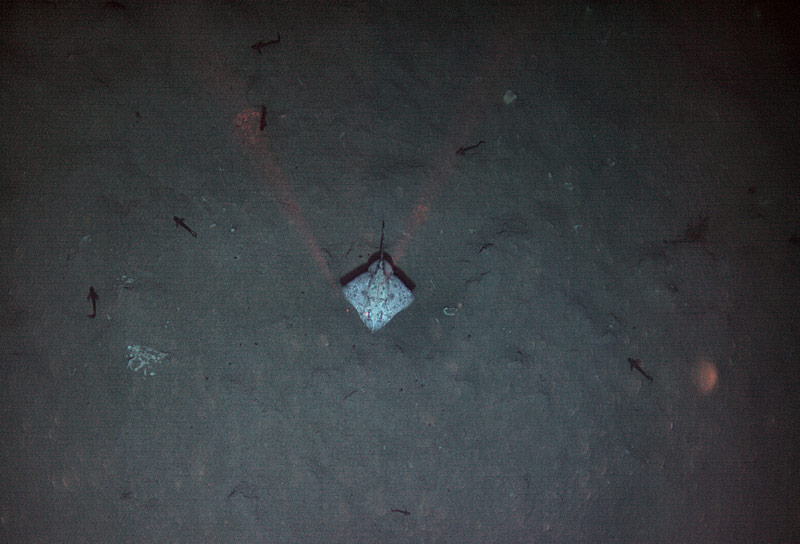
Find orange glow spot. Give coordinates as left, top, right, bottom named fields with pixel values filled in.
left=412, top=202, right=430, bottom=224
left=692, top=359, right=718, bottom=395
left=232, top=109, right=263, bottom=148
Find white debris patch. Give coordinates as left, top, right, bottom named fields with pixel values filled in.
left=126, top=345, right=168, bottom=377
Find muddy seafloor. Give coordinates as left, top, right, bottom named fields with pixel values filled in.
left=1, top=2, right=798, bottom=542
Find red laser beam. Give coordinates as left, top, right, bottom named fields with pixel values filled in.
left=233, top=108, right=336, bottom=289
left=391, top=32, right=516, bottom=263
left=151, top=17, right=338, bottom=291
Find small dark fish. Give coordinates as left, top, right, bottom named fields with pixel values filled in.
left=259, top=104, right=267, bottom=131
left=628, top=358, right=653, bottom=382
left=456, top=140, right=485, bottom=156
left=251, top=34, right=280, bottom=55
left=173, top=216, right=197, bottom=238
left=664, top=215, right=709, bottom=244
left=87, top=286, right=99, bottom=318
